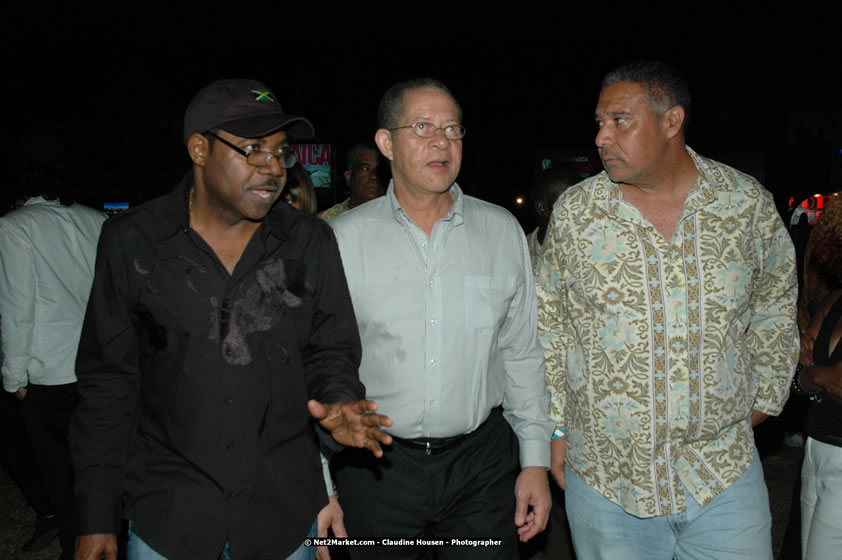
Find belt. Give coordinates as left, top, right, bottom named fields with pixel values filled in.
left=390, top=407, right=501, bottom=456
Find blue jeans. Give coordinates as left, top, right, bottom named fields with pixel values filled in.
left=564, top=449, right=772, bottom=560
left=128, top=519, right=318, bottom=560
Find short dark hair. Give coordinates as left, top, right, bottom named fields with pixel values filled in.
left=376, top=78, right=462, bottom=130
left=812, top=196, right=842, bottom=285
left=346, top=141, right=378, bottom=171
left=16, top=164, right=75, bottom=206
left=602, top=60, right=691, bottom=132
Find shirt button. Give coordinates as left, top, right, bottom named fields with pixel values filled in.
left=430, top=359, right=436, bottom=366
left=429, top=279, right=434, bottom=286
left=430, top=319, right=436, bottom=326
left=429, top=400, right=436, bottom=406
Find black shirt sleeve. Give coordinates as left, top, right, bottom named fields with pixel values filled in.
left=70, top=218, right=141, bottom=535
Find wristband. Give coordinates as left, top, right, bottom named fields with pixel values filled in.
left=552, top=428, right=565, bottom=439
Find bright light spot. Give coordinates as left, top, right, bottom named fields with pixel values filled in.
left=515, top=197, right=524, bottom=206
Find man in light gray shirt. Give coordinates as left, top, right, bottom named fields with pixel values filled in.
left=330, top=78, right=553, bottom=559
left=0, top=170, right=105, bottom=560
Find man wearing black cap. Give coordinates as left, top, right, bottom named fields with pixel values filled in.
left=70, top=79, right=391, bottom=560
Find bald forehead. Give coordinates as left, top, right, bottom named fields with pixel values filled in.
left=398, top=87, right=462, bottom=123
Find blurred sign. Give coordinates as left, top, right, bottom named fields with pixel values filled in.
left=292, top=144, right=332, bottom=188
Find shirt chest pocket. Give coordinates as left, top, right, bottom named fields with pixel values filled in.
left=463, top=276, right=516, bottom=330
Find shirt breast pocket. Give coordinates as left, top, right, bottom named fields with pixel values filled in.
left=463, top=276, right=516, bottom=330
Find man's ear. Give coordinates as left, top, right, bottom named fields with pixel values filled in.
left=187, top=133, right=210, bottom=167
left=374, top=129, right=394, bottom=161
left=661, top=106, right=685, bottom=140
left=344, top=169, right=352, bottom=186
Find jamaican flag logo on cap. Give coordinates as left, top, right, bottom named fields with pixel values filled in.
left=251, top=89, right=275, bottom=102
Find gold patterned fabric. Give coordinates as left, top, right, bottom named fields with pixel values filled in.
left=319, top=197, right=351, bottom=222
left=537, top=147, right=798, bottom=517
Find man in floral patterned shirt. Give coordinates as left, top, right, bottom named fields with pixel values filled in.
left=536, top=60, right=799, bottom=559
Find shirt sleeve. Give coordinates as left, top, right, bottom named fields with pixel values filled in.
left=499, top=223, right=553, bottom=469
left=301, top=224, right=365, bottom=406
left=747, top=190, right=799, bottom=416
left=69, top=219, right=142, bottom=535
left=0, top=221, right=35, bottom=393
left=535, top=203, right=569, bottom=431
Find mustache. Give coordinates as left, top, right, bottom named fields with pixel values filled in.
left=250, top=177, right=283, bottom=191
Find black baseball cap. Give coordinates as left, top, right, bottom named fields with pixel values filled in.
left=183, top=79, right=315, bottom=143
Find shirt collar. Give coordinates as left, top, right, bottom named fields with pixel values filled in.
left=150, top=171, right=291, bottom=243
left=23, top=196, right=61, bottom=207
left=600, top=145, right=720, bottom=216
left=386, top=180, right=465, bottom=226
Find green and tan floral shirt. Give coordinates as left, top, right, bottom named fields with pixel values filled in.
left=319, top=197, right=352, bottom=222
left=536, top=147, right=798, bottom=517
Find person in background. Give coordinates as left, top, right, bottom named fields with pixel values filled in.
left=526, top=165, right=582, bottom=274
left=284, top=163, right=318, bottom=214
left=319, top=142, right=384, bottom=221
left=0, top=165, right=106, bottom=560
left=794, top=194, right=842, bottom=559
left=0, top=184, right=60, bottom=554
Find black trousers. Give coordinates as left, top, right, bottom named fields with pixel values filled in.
left=20, top=382, right=78, bottom=559
left=0, top=391, right=54, bottom=517
left=333, top=408, right=521, bottom=560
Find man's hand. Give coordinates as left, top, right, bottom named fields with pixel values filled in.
left=751, top=409, right=769, bottom=427
left=308, top=400, right=393, bottom=457
left=514, top=466, right=551, bottom=542
left=75, top=533, right=117, bottom=560
left=550, top=437, right=566, bottom=489
left=316, top=494, right=346, bottom=560
left=14, top=387, right=27, bottom=401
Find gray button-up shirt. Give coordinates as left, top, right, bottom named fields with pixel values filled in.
left=331, top=182, right=552, bottom=467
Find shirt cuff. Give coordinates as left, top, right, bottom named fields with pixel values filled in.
left=2, top=368, right=26, bottom=393
left=518, top=437, right=551, bottom=469
left=320, top=453, right=334, bottom=496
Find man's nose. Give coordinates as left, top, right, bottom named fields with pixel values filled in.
left=595, top=125, right=611, bottom=148
left=260, top=155, right=285, bottom=176
left=429, top=128, right=451, bottom=147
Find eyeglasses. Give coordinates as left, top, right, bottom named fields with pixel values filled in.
left=207, top=132, right=297, bottom=169
left=389, top=122, right=466, bottom=140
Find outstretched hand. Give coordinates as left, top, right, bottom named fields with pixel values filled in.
left=308, top=400, right=393, bottom=457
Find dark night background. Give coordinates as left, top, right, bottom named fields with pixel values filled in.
left=1, top=9, right=835, bottom=559
left=7, top=9, right=841, bottom=232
